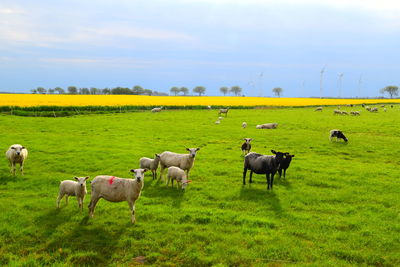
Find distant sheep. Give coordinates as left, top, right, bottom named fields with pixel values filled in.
left=241, top=138, right=252, bottom=156
left=333, top=110, right=342, bottom=115
left=139, top=154, right=160, bottom=180
left=151, top=106, right=163, bottom=112
left=256, top=123, right=278, bottom=129
left=380, top=105, right=385, bottom=108
left=56, top=176, right=89, bottom=211
left=278, top=153, right=295, bottom=178
left=330, top=129, right=348, bottom=142
left=207, top=105, right=212, bottom=110
left=159, top=148, right=200, bottom=180
left=370, top=107, right=378, bottom=112
left=341, top=111, right=348, bottom=115
left=218, top=108, right=229, bottom=117
left=166, top=166, right=191, bottom=190
left=218, top=117, right=224, bottom=120
left=243, top=150, right=286, bottom=190
left=242, top=122, right=247, bottom=128
left=215, top=120, right=220, bottom=124
left=314, top=107, right=323, bottom=111
left=350, top=111, right=360, bottom=116
left=6, top=144, right=28, bottom=176
left=89, top=168, right=147, bottom=223
left=384, top=108, right=387, bottom=112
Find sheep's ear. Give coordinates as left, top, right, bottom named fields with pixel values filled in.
left=196, top=148, right=200, bottom=151
left=11, top=147, right=15, bottom=150
left=74, top=177, right=79, bottom=180
left=291, top=155, right=295, bottom=158
left=21, top=146, right=25, bottom=149
left=186, top=148, right=190, bottom=151
left=84, top=176, right=89, bottom=180
left=143, top=169, right=148, bottom=172
left=271, top=150, right=276, bottom=154
left=130, top=169, right=136, bottom=173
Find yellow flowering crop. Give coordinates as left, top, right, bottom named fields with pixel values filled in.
left=1, top=94, right=399, bottom=107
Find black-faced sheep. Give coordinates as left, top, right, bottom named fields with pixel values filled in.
left=278, top=153, right=295, bottom=178
left=241, top=138, right=252, bottom=155
left=329, top=129, right=348, bottom=142
left=243, top=150, right=286, bottom=190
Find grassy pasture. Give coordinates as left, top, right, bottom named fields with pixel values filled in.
left=0, top=106, right=399, bottom=266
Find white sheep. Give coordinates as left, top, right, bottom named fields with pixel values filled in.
left=242, top=122, right=247, bottom=128
left=218, top=116, right=224, bottom=120
left=215, top=120, right=220, bottom=124
left=370, top=107, right=378, bottom=112
left=159, top=148, right=200, bottom=180
left=207, top=105, right=212, bottom=110
left=166, top=166, right=191, bottom=190
left=384, top=108, right=387, bottom=112
left=218, top=108, right=229, bottom=117
left=256, top=123, right=278, bottom=129
left=314, top=107, right=323, bottom=111
left=88, top=168, right=147, bottom=223
left=341, top=111, right=349, bottom=115
left=6, top=144, right=28, bottom=176
left=56, top=176, right=89, bottom=211
left=139, top=154, right=160, bottom=180
left=333, top=109, right=342, bottom=115
left=350, top=111, right=360, bottom=116
left=151, top=106, right=163, bottom=112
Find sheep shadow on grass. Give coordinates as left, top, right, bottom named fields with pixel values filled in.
left=143, top=179, right=185, bottom=209
left=0, top=174, right=19, bottom=185
left=239, top=187, right=283, bottom=215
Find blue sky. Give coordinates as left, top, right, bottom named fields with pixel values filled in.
left=0, top=0, right=399, bottom=97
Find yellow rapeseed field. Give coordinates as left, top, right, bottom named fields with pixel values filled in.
left=1, top=94, right=399, bottom=107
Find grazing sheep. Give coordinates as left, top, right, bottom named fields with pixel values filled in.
left=243, top=150, right=286, bottom=190
left=139, top=154, right=160, bottom=180
left=365, top=106, right=371, bottom=111
left=278, top=153, right=295, bottom=178
left=6, top=144, right=28, bottom=176
left=384, top=108, right=387, bottom=112
left=218, top=108, right=229, bottom=117
left=56, top=176, right=89, bottom=211
left=362, top=103, right=365, bottom=108
left=151, top=106, right=163, bottom=112
left=88, top=168, right=147, bottom=224
left=207, top=105, right=212, bottom=110
left=218, top=116, right=224, bottom=120
left=350, top=111, right=360, bottom=116
left=159, top=148, right=200, bottom=180
left=391, top=105, right=393, bottom=108
left=241, top=138, right=252, bottom=155
left=329, top=129, right=348, bottom=142
left=314, top=107, right=323, bottom=111
left=242, top=122, right=247, bottom=128
left=381, top=105, right=385, bottom=108
left=166, top=166, right=191, bottom=190
left=370, top=107, right=378, bottom=112
left=215, top=120, right=221, bottom=124
left=341, top=111, right=348, bottom=115
left=256, top=123, right=278, bottom=129
left=333, top=109, right=342, bottom=115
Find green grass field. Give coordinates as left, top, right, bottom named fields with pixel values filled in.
left=0, top=107, right=399, bottom=266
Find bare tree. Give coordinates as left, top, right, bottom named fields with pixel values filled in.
left=272, top=87, right=283, bottom=97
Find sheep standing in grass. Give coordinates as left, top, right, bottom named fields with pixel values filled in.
left=384, top=108, right=387, bottom=112
left=329, top=129, right=348, bottom=142
left=151, top=107, right=163, bottom=112
left=314, top=107, right=323, bottom=111
left=159, top=148, right=200, bottom=180
left=341, top=111, right=348, bottom=115
left=350, top=111, right=360, bottom=116
left=56, top=176, right=89, bottom=210
left=6, top=144, right=28, bottom=176
left=370, top=107, right=378, bottom=112
left=243, top=150, right=286, bottom=190
left=139, top=154, right=160, bottom=180
left=256, top=123, right=278, bottom=129
left=218, top=108, right=229, bottom=117
left=333, top=110, right=342, bottom=115
left=166, top=166, right=191, bottom=190
left=88, top=168, right=147, bottom=224
left=241, top=138, right=252, bottom=156
left=278, top=153, right=295, bottom=178
left=242, top=122, right=247, bottom=128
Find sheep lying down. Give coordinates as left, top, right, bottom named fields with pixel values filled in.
left=256, top=123, right=278, bottom=129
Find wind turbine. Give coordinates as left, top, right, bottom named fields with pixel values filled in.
left=357, top=75, right=362, bottom=98
left=338, top=73, right=344, bottom=98
left=320, top=64, right=327, bottom=98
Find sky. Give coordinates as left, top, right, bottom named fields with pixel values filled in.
left=0, top=0, right=399, bottom=97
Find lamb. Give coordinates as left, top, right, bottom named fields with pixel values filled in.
left=256, top=123, right=278, bottom=129
left=166, top=166, right=191, bottom=190
left=243, top=150, right=286, bottom=190
left=329, top=129, right=348, bottom=142
left=242, top=122, right=247, bottom=128
left=314, top=107, right=323, bottom=111
left=159, top=148, right=200, bottom=180
left=241, top=138, right=252, bottom=156
left=6, top=144, right=28, bottom=176
left=151, top=106, right=163, bottom=112
left=278, top=153, right=295, bottom=178
left=218, top=108, right=229, bottom=117
left=139, top=154, right=160, bottom=180
left=88, top=168, right=147, bottom=224
left=56, top=176, right=89, bottom=211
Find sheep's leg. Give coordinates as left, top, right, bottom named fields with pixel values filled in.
left=186, top=169, right=190, bottom=179
left=11, top=162, right=16, bottom=176
left=266, top=173, right=271, bottom=190
left=78, top=197, right=84, bottom=211
left=65, top=195, right=69, bottom=205
left=88, top=196, right=100, bottom=217
left=56, top=192, right=65, bottom=208
left=166, top=175, right=170, bottom=187
left=283, top=169, right=287, bottom=178
left=20, top=162, right=24, bottom=175
left=249, top=171, right=253, bottom=183
left=242, top=167, right=247, bottom=185
left=278, top=169, right=282, bottom=178
left=270, top=173, right=275, bottom=189
left=128, top=201, right=136, bottom=224
left=159, top=165, right=165, bottom=180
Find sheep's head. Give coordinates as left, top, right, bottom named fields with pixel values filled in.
left=186, top=148, right=200, bottom=158
left=284, top=153, right=295, bottom=163
left=338, top=132, right=348, bottom=142
left=74, top=176, right=89, bottom=187
left=244, top=138, right=252, bottom=144
left=155, top=154, right=161, bottom=159
left=181, top=179, right=191, bottom=190
left=10, top=145, right=25, bottom=156
left=130, top=168, right=147, bottom=182
left=271, top=150, right=286, bottom=165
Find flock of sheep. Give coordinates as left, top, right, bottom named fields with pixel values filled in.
left=4, top=104, right=395, bottom=223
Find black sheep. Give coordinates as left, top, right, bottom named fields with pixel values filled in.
left=329, top=129, right=348, bottom=142
left=278, top=153, right=295, bottom=178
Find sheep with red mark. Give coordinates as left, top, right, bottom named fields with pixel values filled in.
left=56, top=176, right=89, bottom=211
left=88, top=168, right=147, bottom=224
left=6, top=144, right=28, bottom=176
